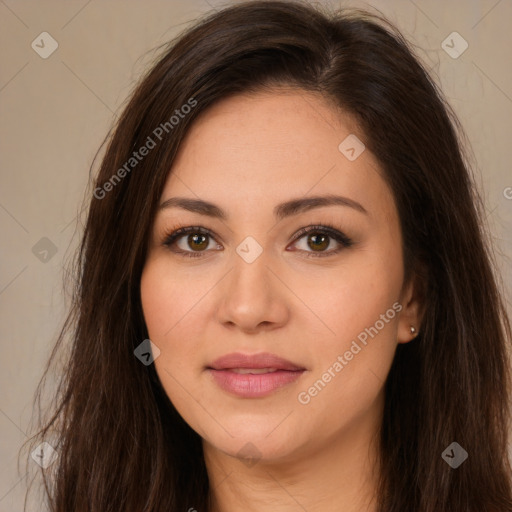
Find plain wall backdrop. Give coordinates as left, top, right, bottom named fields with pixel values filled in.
left=1, top=0, right=511, bottom=510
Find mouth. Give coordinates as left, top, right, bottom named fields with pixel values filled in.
left=228, top=368, right=281, bottom=374
left=206, top=352, right=306, bottom=398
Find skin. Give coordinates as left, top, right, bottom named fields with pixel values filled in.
left=140, top=89, right=423, bottom=512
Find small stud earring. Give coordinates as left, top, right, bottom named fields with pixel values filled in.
left=410, top=326, right=417, bottom=336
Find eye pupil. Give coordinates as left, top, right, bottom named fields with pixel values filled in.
left=188, top=233, right=208, bottom=251
left=308, top=233, right=329, bottom=251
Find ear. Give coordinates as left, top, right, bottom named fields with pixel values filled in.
left=397, top=267, right=426, bottom=344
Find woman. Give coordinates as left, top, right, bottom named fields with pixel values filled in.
left=26, top=1, right=512, bottom=511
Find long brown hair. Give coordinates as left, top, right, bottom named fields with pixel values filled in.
left=24, top=1, right=512, bottom=510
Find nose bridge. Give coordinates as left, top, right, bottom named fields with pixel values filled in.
left=230, top=241, right=274, bottom=304
left=216, top=239, right=289, bottom=330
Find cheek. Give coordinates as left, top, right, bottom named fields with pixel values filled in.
left=295, top=308, right=399, bottom=438
left=140, top=259, right=211, bottom=406
left=140, top=258, right=208, bottom=341
left=140, top=260, right=199, bottom=375
left=290, top=248, right=402, bottom=347
left=140, top=262, right=174, bottom=340
left=293, top=254, right=401, bottom=415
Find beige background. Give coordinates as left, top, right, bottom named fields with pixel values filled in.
left=1, top=0, right=511, bottom=510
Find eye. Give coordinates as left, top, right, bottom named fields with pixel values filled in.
left=288, top=224, right=353, bottom=257
left=162, top=226, right=221, bottom=258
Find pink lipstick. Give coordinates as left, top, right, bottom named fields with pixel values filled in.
left=206, top=352, right=306, bottom=398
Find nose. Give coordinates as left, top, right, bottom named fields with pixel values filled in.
left=215, top=247, right=290, bottom=333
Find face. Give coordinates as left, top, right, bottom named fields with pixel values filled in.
left=140, top=89, right=421, bottom=464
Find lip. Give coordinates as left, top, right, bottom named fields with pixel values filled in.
left=206, top=352, right=306, bottom=398
left=208, top=352, right=305, bottom=371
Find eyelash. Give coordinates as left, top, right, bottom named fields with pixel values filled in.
left=162, top=223, right=353, bottom=259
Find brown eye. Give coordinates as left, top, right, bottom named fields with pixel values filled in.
left=187, top=233, right=209, bottom=251
left=289, top=225, right=353, bottom=258
left=307, top=233, right=330, bottom=251
left=163, top=226, right=220, bottom=257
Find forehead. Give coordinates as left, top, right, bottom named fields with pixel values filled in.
left=162, top=90, right=395, bottom=222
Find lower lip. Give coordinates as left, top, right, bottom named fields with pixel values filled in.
left=207, top=369, right=305, bottom=398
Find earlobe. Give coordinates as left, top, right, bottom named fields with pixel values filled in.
left=397, top=270, right=425, bottom=344
left=407, top=325, right=419, bottom=342
left=397, top=319, right=421, bottom=344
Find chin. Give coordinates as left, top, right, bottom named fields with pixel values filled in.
left=201, top=421, right=305, bottom=465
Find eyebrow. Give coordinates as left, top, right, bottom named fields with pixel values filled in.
left=159, top=194, right=368, bottom=220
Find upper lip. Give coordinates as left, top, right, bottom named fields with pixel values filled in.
left=208, top=352, right=305, bottom=371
